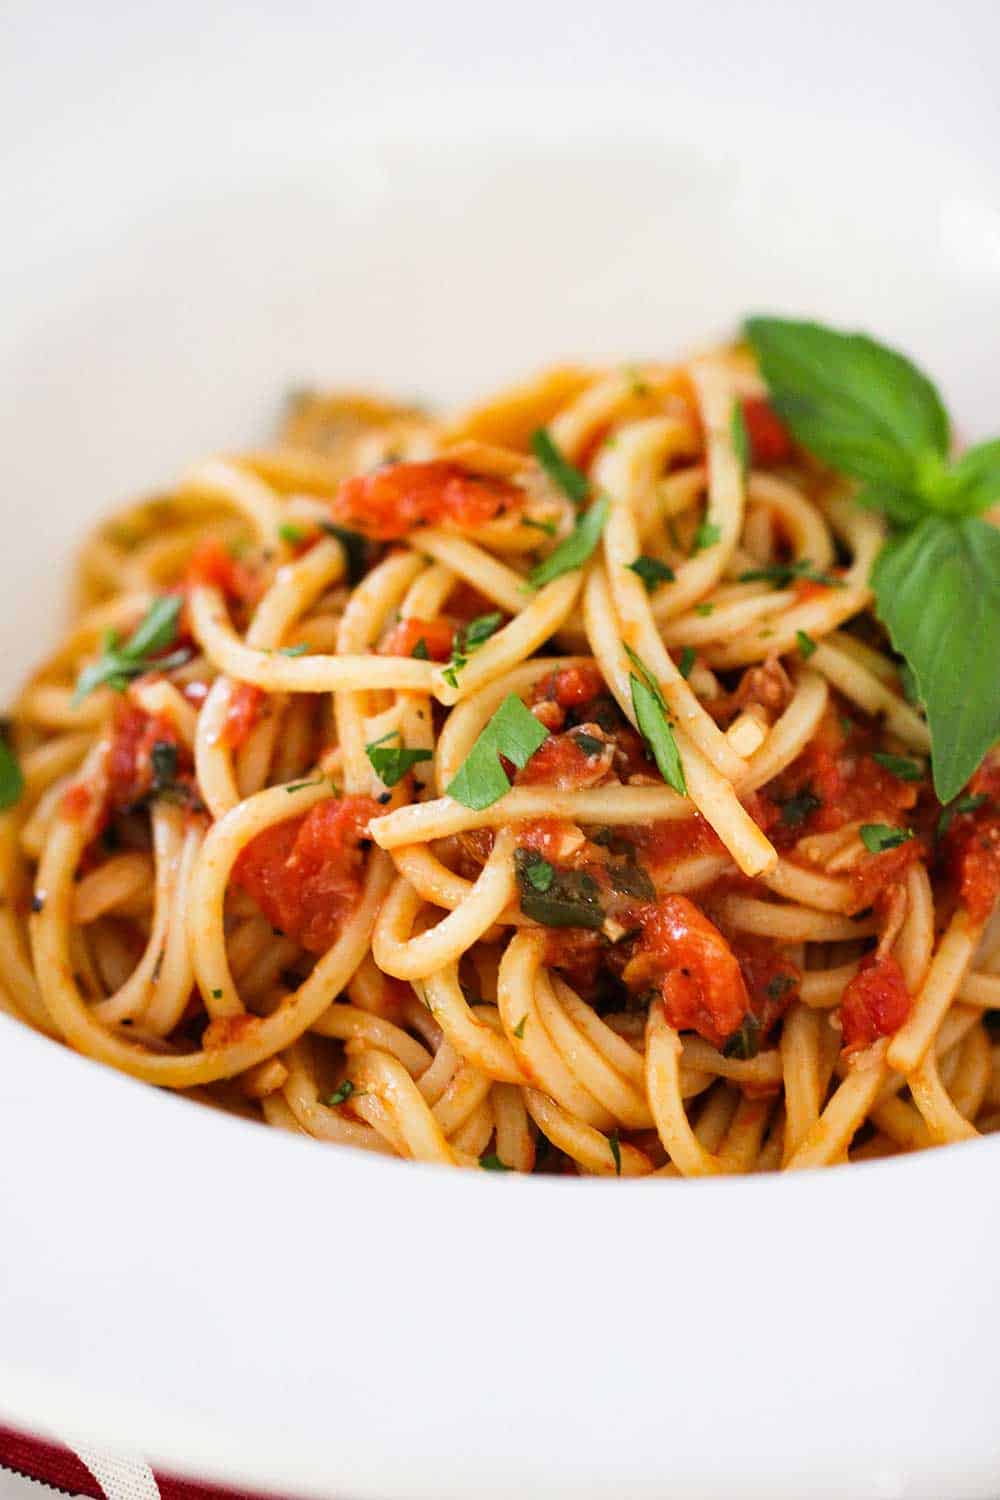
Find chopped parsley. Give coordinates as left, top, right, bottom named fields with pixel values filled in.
left=277, top=522, right=306, bottom=545
left=678, top=646, right=696, bottom=680
left=365, top=731, right=433, bottom=788
left=73, top=596, right=188, bottom=703
left=628, top=555, right=676, bottom=590
left=327, top=1079, right=355, bottom=1107
left=285, top=777, right=326, bottom=795
left=860, top=823, right=913, bottom=854
left=445, top=695, right=549, bottom=810
left=531, top=428, right=590, bottom=507
left=411, top=637, right=430, bottom=660
left=522, top=516, right=557, bottom=537
left=513, top=1014, right=527, bottom=1039
left=694, top=602, right=714, bottom=617
left=937, top=793, right=988, bottom=838
left=572, top=731, right=606, bottom=757
left=518, top=850, right=555, bottom=892
left=528, top=496, right=610, bottom=589
left=442, top=611, right=503, bottom=688
left=796, top=629, right=817, bottom=659
left=624, top=645, right=687, bottom=797
left=479, top=1152, right=513, bottom=1172
left=608, top=1129, right=622, bottom=1176
left=278, top=642, right=310, bottom=657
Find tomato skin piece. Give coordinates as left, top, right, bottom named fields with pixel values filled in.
left=741, top=397, right=793, bottom=466
left=626, top=894, right=750, bottom=1048
left=840, top=952, right=911, bottom=1053
left=530, top=663, right=605, bottom=712
left=220, top=683, right=264, bottom=751
left=517, top=730, right=611, bottom=790
left=232, top=795, right=381, bottom=954
left=330, top=461, right=519, bottom=541
left=849, top=838, right=922, bottom=913
left=378, top=617, right=454, bottom=660
left=185, top=538, right=258, bottom=604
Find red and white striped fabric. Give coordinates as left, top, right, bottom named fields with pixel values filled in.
left=0, top=1427, right=291, bottom=1500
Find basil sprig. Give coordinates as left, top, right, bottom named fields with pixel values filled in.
left=745, top=317, right=1000, bottom=802
left=73, top=596, right=187, bottom=704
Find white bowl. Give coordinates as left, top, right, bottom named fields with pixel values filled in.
left=3, top=26, right=1000, bottom=1499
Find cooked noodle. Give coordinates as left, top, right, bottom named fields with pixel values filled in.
left=3, top=352, right=999, bottom=1175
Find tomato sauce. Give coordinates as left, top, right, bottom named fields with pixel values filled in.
left=378, top=617, right=454, bottom=660
left=944, top=803, right=1000, bottom=922
left=848, top=838, right=922, bottom=913
left=106, top=705, right=181, bottom=812
left=329, top=461, right=519, bottom=541
left=233, top=795, right=380, bottom=953
left=517, top=730, right=612, bottom=790
left=184, top=537, right=259, bottom=605
left=840, top=952, right=911, bottom=1052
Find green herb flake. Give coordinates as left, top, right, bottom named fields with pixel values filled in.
left=692, top=521, right=721, bottom=553
left=479, top=1152, right=512, bottom=1172
left=445, top=695, right=549, bottom=810
left=285, top=777, right=326, bottom=795
left=694, top=602, right=714, bottom=617
left=572, top=731, right=606, bottom=757
left=730, top=399, right=751, bottom=478
left=411, top=637, right=430, bottom=660
left=278, top=642, right=310, bottom=657
left=441, top=610, right=503, bottom=688
left=319, top=521, right=370, bottom=585
left=738, top=557, right=841, bottom=589
left=722, top=1014, right=761, bottom=1060
left=628, top=555, right=676, bottom=590
left=514, top=850, right=604, bottom=929
left=796, top=629, right=817, bottom=659
left=73, top=596, right=187, bottom=704
left=937, top=793, right=988, bottom=838
left=530, top=428, right=590, bottom=507
left=0, top=727, right=24, bottom=811
left=365, top=731, right=433, bottom=788
left=277, top=522, right=306, bottom=545
left=780, top=788, right=821, bottom=827
left=211, top=988, right=223, bottom=1000
left=522, top=516, right=557, bottom=537
left=609, top=1129, right=622, bottom=1176
left=527, top=495, right=610, bottom=589
left=766, top=974, right=795, bottom=1002
left=872, top=752, right=924, bottom=782
left=513, top=1014, right=527, bottom=1039
left=327, top=1080, right=355, bottom=1107
left=860, top=823, right=914, bottom=854
left=678, top=646, right=696, bottom=680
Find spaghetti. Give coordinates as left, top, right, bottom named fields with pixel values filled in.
left=3, top=340, right=999, bottom=1175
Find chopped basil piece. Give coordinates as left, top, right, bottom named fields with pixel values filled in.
left=522, top=516, right=557, bottom=537
left=365, top=731, right=432, bottom=788
left=722, top=1014, right=761, bottom=1060
left=937, top=793, right=988, bottom=837
left=513, top=1014, right=527, bottom=1039
left=628, top=555, right=676, bottom=590
left=278, top=642, right=310, bottom=657
left=572, top=731, right=606, bottom=757
left=608, top=860, right=655, bottom=899
left=738, top=557, right=841, bottom=589
left=285, top=777, right=326, bottom=794
left=531, top=428, right=590, bottom=507
left=796, top=629, right=817, bottom=659
left=277, top=522, right=305, bottom=545
left=411, top=637, right=430, bottom=660
left=73, top=596, right=187, bottom=704
left=678, top=646, right=696, bottom=679
left=872, top=752, right=924, bottom=782
left=514, top=850, right=604, bottom=929
left=608, top=1129, right=622, bottom=1176
left=150, top=740, right=179, bottom=792
left=694, top=602, right=714, bottom=617
left=445, top=695, right=549, bottom=810
left=479, top=1152, right=512, bottom=1171
left=319, top=521, right=370, bottom=585
left=860, top=823, right=913, bottom=854
left=211, top=988, right=223, bottom=999
left=327, top=1080, right=355, bottom=1107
